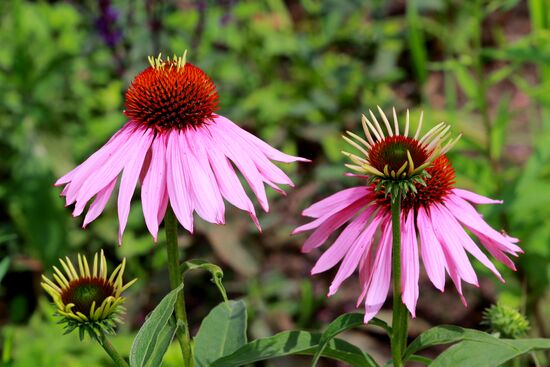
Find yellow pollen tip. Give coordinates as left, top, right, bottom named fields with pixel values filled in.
left=148, top=50, right=188, bottom=70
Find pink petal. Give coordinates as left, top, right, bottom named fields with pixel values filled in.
left=166, top=130, right=194, bottom=232
left=445, top=194, right=522, bottom=254
left=198, top=128, right=260, bottom=230
left=311, top=207, right=376, bottom=274
left=214, top=115, right=309, bottom=163
left=181, top=129, right=225, bottom=225
left=300, top=195, right=373, bottom=253
left=55, top=122, right=134, bottom=187
left=417, top=206, right=446, bottom=291
left=361, top=220, right=393, bottom=323
left=301, top=187, right=373, bottom=219
left=141, top=133, right=167, bottom=241
left=476, top=232, right=517, bottom=270
left=82, top=178, right=117, bottom=227
left=117, top=128, right=155, bottom=244
left=328, top=209, right=383, bottom=296
left=71, top=124, right=142, bottom=213
left=452, top=188, right=503, bottom=205
left=439, top=204, right=504, bottom=282
left=219, top=121, right=296, bottom=188
left=430, top=204, right=478, bottom=287
left=209, top=121, right=270, bottom=212
left=401, top=210, right=419, bottom=317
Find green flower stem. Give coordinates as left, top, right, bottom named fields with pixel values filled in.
left=165, top=208, right=193, bottom=367
left=390, top=196, right=408, bottom=367
left=97, top=332, right=129, bottom=367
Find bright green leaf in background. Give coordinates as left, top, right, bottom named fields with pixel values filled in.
left=194, top=300, right=247, bottom=367
left=130, top=284, right=183, bottom=367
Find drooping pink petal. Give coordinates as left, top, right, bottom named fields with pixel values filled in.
left=445, top=194, right=522, bottom=254
left=328, top=209, right=383, bottom=295
left=358, top=240, right=375, bottom=291
left=311, top=207, right=377, bottom=275
left=71, top=124, right=143, bottom=213
left=166, top=129, right=194, bottom=232
left=198, top=128, right=260, bottom=230
left=117, top=128, right=155, bottom=244
left=82, top=178, right=117, bottom=228
left=401, top=210, right=419, bottom=317
left=430, top=203, right=478, bottom=287
left=157, top=185, right=169, bottom=224
left=300, top=195, right=374, bottom=252
left=181, top=129, right=225, bottom=225
left=214, top=116, right=309, bottom=163
left=476, top=232, right=517, bottom=270
left=302, top=187, right=373, bottom=218
left=361, top=220, right=393, bottom=323
left=141, top=133, right=167, bottom=241
left=210, top=121, right=270, bottom=212
left=439, top=204, right=504, bottom=282
left=55, top=122, right=135, bottom=187
left=417, top=206, right=446, bottom=291
left=444, top=251, right=468, bottom=307
left=452, top=188, right=503, bottom=205
left=219, top=121, right=296, bottom=188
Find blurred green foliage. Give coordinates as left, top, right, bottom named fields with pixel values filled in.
left=1, top=0, right=550, bottom=365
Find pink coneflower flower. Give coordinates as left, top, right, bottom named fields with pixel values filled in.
left=56, top=53, right=306, bottom=243
left=294, top=108, right=521, bottom=323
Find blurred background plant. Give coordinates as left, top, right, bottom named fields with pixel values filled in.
left=1, top=0, right=549, bottom=365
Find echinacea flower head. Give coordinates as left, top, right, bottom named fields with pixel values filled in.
left=41, top=250, right=136, bottom=339
left=343, top=107, right=461, bottom=199
left=295, top=109, right=522, bottom=323
left=56, top=52, right=307, bottom=243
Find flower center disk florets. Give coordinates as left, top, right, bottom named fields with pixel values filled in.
left=125, top=53, right=219, bottom=131
left=375, top=155, right=455, bottom=211
left=61, top=277, right=116, bottom=314
left=368, top=136, right=429, bottom=177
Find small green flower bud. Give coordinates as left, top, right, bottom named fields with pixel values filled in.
left=481, top=303, right=530, bottom=339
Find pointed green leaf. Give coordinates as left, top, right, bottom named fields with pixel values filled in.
left=144, top=319, right=178, bottom=367
left=210, top=330, right=378, bottom=367
left=431, top=338, right=550, bottom=367
left=129, top=284, right=183, bottom=367
left=312, top=313, right=390, bottom=366
left=194, top=300, right=247, bottom=367
left=403, top=325, right=491, bottom=361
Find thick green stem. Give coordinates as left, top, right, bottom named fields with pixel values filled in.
left=390, top=197, right=408, bottom=367
left=97, top=332, right=129, bottom=367
left=165, top=208, right=193, bottom=366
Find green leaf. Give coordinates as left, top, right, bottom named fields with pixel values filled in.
left=194, top=300, right=248, bottom=367
left=129, top=284, right=183, bottom=367
left=312, top=313, right=390, bottom=366
left=210, top=330, right=378, bottom=367
left=144, top=319, right=178, bottom=367
left=406, top=0, right=428, bottom=85
left=0, top=257, right=10, bottom=283
left=431, top=338, right=550, bottom=367
left=489, top=96, right=511, bottom=161
left=181, top=259, right=228, bottom=302
left=403, top=325, right=491, bottom=361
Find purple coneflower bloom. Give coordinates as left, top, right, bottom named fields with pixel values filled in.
left=294, top=108, right=521, bottom=323
left=56, top=54, right=306, bottom=243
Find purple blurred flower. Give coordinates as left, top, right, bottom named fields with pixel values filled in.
left=96, top=0, right=122, bottom=48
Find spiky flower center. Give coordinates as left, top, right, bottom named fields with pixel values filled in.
left=61, top=277, right=116, bottom=314
left=124, top=56, right=218, bottom=131
left=377, top=155, right=455, bottom=210
left=368, top=136, right=429, bottom=176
